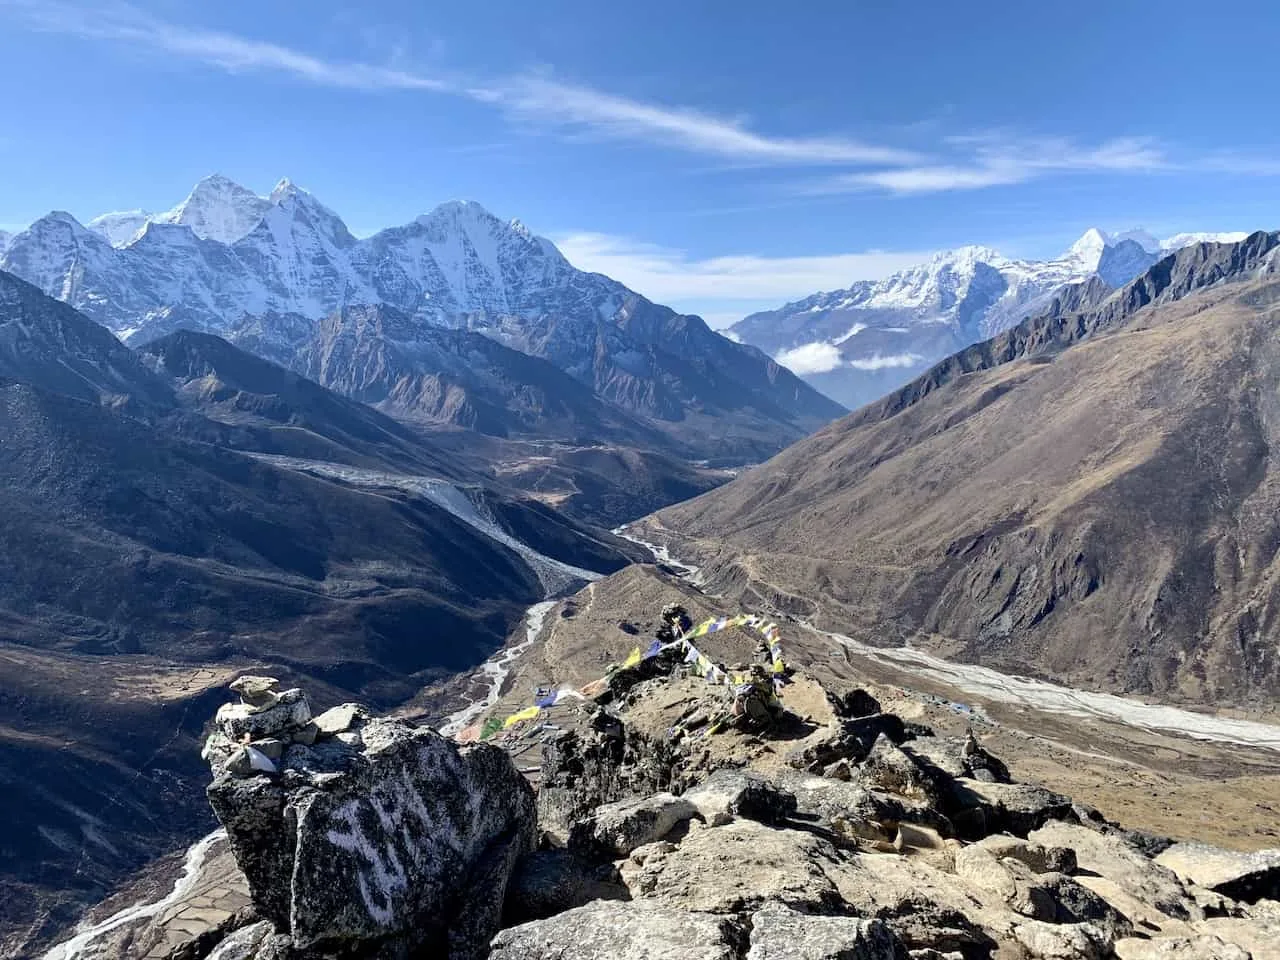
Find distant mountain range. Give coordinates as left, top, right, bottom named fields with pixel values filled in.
left=730, top=228, right=1251, bottom=409
left=0, top=176, right=842, bottom=461
left=653, top=231, right=1280, bottom=708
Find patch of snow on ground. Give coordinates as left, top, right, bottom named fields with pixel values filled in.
left=833, top=322, right=867, bottom=344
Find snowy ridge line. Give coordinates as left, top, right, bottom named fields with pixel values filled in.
left=43, top=830, right=226, bottom=960
left=616, top=528, right=1280, bottom=754
left=247, top=455, right=603, bottom=593
left=439, top=600, right=556, bottom=737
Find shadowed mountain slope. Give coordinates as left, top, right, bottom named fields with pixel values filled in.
left=0, top=274, right=645, bottom=952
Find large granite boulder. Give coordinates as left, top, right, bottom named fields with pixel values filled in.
left=204, top=685, right=536, bottom=960
left=682, top=770, right=798, bottom=827
left=1030, top=823, right=1203, bottom=923
left=620, top=818, right=850, bottom=915
left=568, top=792, right=699, bottom=858
left=503, top=849, right=625, bottom=926
left=536, top=708, right=684, bottom=841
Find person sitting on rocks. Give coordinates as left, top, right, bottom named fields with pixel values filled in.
left=700, top=664, right=784, bottom=736
left=733, top=663, right=784, bottom=729
left=655, top=602, right=693, bottom=644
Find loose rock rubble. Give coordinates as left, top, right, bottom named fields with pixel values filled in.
left=167, top=662, right=1280, bottom=960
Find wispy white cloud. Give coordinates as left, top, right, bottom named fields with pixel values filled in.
left=3, top=0, right=915, bottom=168
left=6, top=2, right=1277, bottom=196
left=497, top=77, right=921, bottom=166
left=807, top=135, right=1169, bottom=195
left=4, top=0, right=457, bottom=91
left=772, top=344, right=927, bottom=376
left=553, top=232, right=933, bottom=305
left=847, top=352, right=926, bottom=370
left=1200, top=152, right=1280, bottom=176
left=776, top=342, right=844, bottom=375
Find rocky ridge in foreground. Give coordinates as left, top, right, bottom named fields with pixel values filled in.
left=54, top=647, right=1280, bottom=960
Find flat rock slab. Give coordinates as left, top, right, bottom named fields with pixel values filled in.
left=1155, top=842, right=1280, bottom=903
left=489, top=900, right=741, bottom=960
left=1030, top=823, right=1199, bottom=922
left=621, top=819, right=844, bottom=914
left=311, top=702, right=368, bottom=738
left=1114, top=934, right=1251, bottom=959
left=682, top=770, right=798, bottom=827
left=746, top=902, right=906, bottom=959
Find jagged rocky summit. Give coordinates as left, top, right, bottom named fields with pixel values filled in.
left=167, top=660, right=1279, bottom=960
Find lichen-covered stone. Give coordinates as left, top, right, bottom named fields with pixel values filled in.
left=682, top=770, right=798, bottom=827
left=215, top=688, right=312, bottom=743
left=569, top=792, right=698, bottom=857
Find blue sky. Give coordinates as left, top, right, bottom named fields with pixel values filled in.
left=2, top=0, right=1279, bottom=327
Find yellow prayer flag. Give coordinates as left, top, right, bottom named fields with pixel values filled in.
left=503, top=705, right=540, bottom=728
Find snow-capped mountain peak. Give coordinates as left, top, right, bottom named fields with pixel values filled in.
left=931, top=244, right=1006, bottom=268
left=87, top=210, right=152, bottom=248
left=269, top=177, right=299, bottom=202
left=727, top=228, right=1186, bottom=410
left=1109, top=228, right=1161, bottom=254
left=154, top=174, right=272, bottom=245
left=1063, top=228, right=1109, bottom=271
